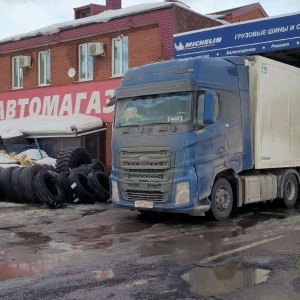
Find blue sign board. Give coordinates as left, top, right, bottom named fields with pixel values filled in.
left=173, top=12, right=300, bottom=58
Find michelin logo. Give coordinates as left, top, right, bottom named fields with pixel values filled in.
left=174, top=37, right=222, bottom=51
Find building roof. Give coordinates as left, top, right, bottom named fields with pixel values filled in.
left=0, top=1, right=222, bottom=44
left=207, top=2, right=268, bottom=20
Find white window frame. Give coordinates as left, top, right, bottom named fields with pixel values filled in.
left=38, top=50, right=51, bottom=86
left=78, top=43, right=93, bottom=81
left=12, top=56, right=23, bottom=89
left=112, top=35, right=128, bottom=77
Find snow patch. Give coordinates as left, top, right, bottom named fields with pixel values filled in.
left=36, top=157, right=57, bottom=167
left=1, top=129, right=24, bottom=139
left=0, top=114, right=103, bottom=137
left=16, top=149, right=48, bottom=161
left=0, top=2, right=194, bottom=43
left=0, top=154, right=18, bottom=164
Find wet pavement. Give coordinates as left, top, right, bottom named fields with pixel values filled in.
left=0, top=201, right=300, bottom=299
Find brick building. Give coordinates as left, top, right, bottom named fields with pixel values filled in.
left=0, top=0, right=265, bottom=171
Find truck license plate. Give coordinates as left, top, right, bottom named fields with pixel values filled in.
left=134, top=201, right=154, bottom=209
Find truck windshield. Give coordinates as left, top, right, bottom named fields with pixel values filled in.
left=115, top=92, right=192, bottom=127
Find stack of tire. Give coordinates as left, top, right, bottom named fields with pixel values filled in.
left=0, top=164, right=65, bottom=209
left=55, top=147, right=110, bottom=205
left=0, top=147, right=110, bottom=209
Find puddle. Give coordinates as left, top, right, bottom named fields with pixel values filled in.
left=139, top=228, right=246, bottom=258
left=12, top=232, right=52, bottom=248
left=181, top=262, right=270, bottom=297
left=93, top=269, right=115, bottom=280
left=0, top=249, right=85, bottom=281
left=82, top=209, right=107, bottom=217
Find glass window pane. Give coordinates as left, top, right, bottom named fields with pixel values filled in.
left=122, top=36, right=128, bottom=74
left=113, top=39, right=121, bottom=75
left=39, top=52, right=45, bottom=85
left=46, top=51, right=51, bottom=84
left=80, top=45, right=87, bottom=79
left=13, top=57, right=18, bottom=88
left=87, top=54, right=93, bottom=79
left=19, top=68, right=23, bottom=88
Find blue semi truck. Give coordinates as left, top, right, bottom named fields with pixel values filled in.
left=109, top=55, right=300, bottom=220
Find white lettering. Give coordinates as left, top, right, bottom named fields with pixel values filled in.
left=59, top=94, right=73, bottom=115
left=29, top=97, right=41, bottom=115
left=74, top=92, right=87, bottom=114
left=0, top=101, right=4, bottom=120
left=103, top=89, right=115, bottom=114
left=42, top=95, right=59, bottom=116
left=18, top=98, right=29, bottom=118
left=6, top=100, right=17, bottom=119
left=86, top=91, right=101, bottom=114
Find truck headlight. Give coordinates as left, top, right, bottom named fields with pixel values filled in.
left=111, top=180, right=120, bottom=203
left=175, top=181, right=190, bottom=206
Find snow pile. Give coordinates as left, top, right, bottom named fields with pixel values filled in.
left=0, top=114, right=103, bottom=137
left=0, top=164, right=21, bottom=168
left=0, top=2, right=193, bottom=43
left=1, top=129, right=24, bottom=139
left=0, top=153, right=18, bottom=164
left=15, top=149, right=48, bottom=161
left=36, top=157, right=57, bottom=167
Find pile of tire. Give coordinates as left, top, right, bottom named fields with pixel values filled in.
left=0, top=147, right=110, bottom=209
left=55, top=147, right=110, bottom=205
left=0, top=164, right=65, bottom=209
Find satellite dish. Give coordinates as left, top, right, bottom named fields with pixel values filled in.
left=68, top=68, right=76, bottom=78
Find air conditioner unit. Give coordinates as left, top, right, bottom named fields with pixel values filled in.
left=19, top=55, right=32, bottom=68
left=88, top=42, right=105, bottom=56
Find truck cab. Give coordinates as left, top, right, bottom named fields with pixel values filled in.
left=110, top=56, right=254, bottom=220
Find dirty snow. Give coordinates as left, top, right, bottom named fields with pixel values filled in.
left=0, top=2, right=221, bottom=43
left=15, top=149, right=48, bottom=160
left=0, top=114, right=103, bottom=137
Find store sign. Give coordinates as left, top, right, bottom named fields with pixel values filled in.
left=174, top=12, right=300, bottom=58
left=0, top=79, right=121, bottom=122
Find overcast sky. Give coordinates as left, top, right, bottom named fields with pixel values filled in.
left=0, top=0, right=299, bottom=40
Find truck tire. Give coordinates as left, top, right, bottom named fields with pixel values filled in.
left=68, top=171, right=96, bottom=204
left=11, top=167, right=26, bottom=203
left=20, top=165, right=45, bottom=203
left=57, top=171, right=74, bottom=202
left=55, top=147, right=92, bottom=173
left=33, top=170, right=65, bottom=209
left=210, top=178, right=233, bottom=221
left=87, top=170, right=110, bottom=202
left=0, top=166, right=19, bottom=202
left=74, top=162, right=106, bottom=176
left=282, top=173, right=298, bottom=208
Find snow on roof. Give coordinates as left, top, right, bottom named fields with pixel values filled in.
left=0, top=114, right=103, bottom=137
left=0, top=2, right=192, bottom=43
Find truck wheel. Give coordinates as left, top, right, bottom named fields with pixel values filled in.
left=282, top=173, right=298, bottom=208
left=210, top=178, right=233, bottom=221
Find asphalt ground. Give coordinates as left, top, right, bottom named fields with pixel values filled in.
left=0, top=201, right=299, bottom=299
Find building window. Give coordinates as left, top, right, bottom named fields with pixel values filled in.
left=38, top=50, right=51, bottom=86
left=12, top=56, right=23, bottom=89
left=79, top=43, right=93, bottom=81
left=112, top=35, right=128, bottom=77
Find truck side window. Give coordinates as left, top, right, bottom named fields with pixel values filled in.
left=197, top=93, right=205, bottom=126
left=197, top=92, right=219, bottom=125
left=216, top=90, right=240, bottom=124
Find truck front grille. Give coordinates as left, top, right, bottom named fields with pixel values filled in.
left=118, top=147, right=174, bottom=203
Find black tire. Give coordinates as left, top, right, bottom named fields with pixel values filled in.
left=57, top=171, right=74, bottom=202
left=282, top=173, right=298, bottom=208
left=87, top=171, right=110, bottom=202
left=55, top=147, right=92, bottom=173
left=20, top=165, right=46, bottom=203
left=0, top=166, right=19, bottom=202
left=74, top=162, right=106, bottom=176
left=68, top=171, right=96, bottom=204
left=11, top=167, right=26, bottom=203
left=210, top=178, right=233, bottom=221
left=32, top=170, right=65, bottom=209
left=91, top=159, right=106, bottom=173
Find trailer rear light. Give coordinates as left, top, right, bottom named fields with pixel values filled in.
left=175, top=181, right=190, bottom=206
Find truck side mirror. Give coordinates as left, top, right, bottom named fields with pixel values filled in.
left=107, top=96, right=117, bottom=107
left=203, top=91, right=218, bottom=125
